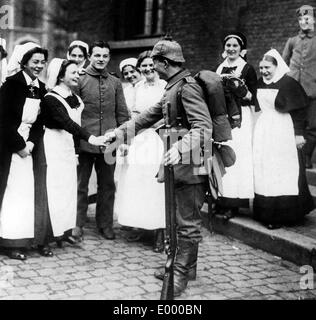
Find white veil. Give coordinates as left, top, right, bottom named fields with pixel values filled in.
left=263, top=48, right=290, bottom=84
left=46, top=58, right=64, bottom=91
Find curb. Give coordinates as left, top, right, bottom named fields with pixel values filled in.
left=201, top=206, right=316, bottom=269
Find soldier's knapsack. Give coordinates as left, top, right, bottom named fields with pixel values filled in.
left=177, top=70, right=241, bottom=143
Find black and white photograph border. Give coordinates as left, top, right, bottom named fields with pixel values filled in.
left=0, top=0, right=315, bottom=303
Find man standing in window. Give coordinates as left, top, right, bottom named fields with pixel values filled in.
left=283, top=5, right=316, bottom=168
left=75, top=41, right=129, bottom=240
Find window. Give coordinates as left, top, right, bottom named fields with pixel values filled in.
left=21, top=0, right=41, bottom=28
left=116, top=0, right=165, bottom=40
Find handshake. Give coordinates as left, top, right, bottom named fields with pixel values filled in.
left=88, top=131, right=117, bottom=147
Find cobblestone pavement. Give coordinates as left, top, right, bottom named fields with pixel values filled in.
left=0, top=205, right=316, bottom=300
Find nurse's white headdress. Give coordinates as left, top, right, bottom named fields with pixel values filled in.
left=263, top=48, right=290, bottom=84
left=7, top=42, right=40, bottom=76
left=46, top=58, right=65, bottom=91
left=119, top=58, right=138, bottom=73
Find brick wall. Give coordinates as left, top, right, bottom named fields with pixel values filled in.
left=163, top=0, right=316, bottom=75
left=70, top=0, right=316, bottom=77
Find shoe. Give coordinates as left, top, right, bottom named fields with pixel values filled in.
left=223, top=208, right=238, bottom=221
left=63, top=235, right=79, bottom=245
left=154, top=266, right=197, bottom=281
left=56, top=240, right=63, bottom=248
left=153, top=229, right=164, bottom=253
left=155, top=240, right=199, bottom=297
left=120, top=226, right=133, bottom=231
left=267, top=223, right=282, bottom=230
left=99, top=227, right=116, bottom=240
left=7, top=250, right=27, bottom=261
left=126, top=231, right=143, bottom=242
left=173, top=240, right=199, bottom=297
left=38, top=246, right=53, bottom=257
left=72, top=227, right=84, bottom=242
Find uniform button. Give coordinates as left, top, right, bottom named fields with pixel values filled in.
left=100, top=117, right=104, bottom=120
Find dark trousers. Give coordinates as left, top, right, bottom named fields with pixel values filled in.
left=304, top=98, right=316, bottom=158
left=77, top=152, right=116, bottom=229
left=175, top=183, right=207, bottom=244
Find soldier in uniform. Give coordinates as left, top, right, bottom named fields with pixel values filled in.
left=282, top=5, right=316, bottom=168
left=105, top=37, right=212, bottom=297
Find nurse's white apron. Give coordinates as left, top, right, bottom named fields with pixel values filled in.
left=43, top=93, right=83, bottom=237
left=0, top=98, right=40, bottom=239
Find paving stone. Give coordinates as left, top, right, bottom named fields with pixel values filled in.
left=210, top=275, right=231, bottom=283
left=215, top=283, right=237, bottom=290
left=65, top=288, right=86, bottom=297
left=121, top=286, right=146, bottom=295
left=6, top=287, right=29, bottom=295
left=48, top=283, right=69, bottom=291
left=38, top=268, right=57, bottom=277
left=58, top=260, right=77, bottom=267
left=11, top=279, right=33, bottom=286
left=2, top=259, right=24, bottom=266
left=227, top=273, right=250, bottom=281
left=104, top=281, right=125, bottom=290
left=48, top=293, right=69, bottom=300
left=22, top=293, right=47, bottom=300
left=27, top=284, right=49, bottom=293
left=83, top=293, right=107, bottom=300
left=225, top=266, right=247, bottom=273
left=17, top=271, right=38, bottom=278
left=73, top=272, right=92, bottom=280
left=40, top=262, right=60, bottom=268
left=67, top=280, right=90, bottom=289
left=0, top=220, right=314, bottom=300
left=253, top=286, right=277, bottom=295
left=32, top=277, right=55, bottom=285
left=83, top=284, right=105, bottom=293
left=246, top=272, right=268, bottom=279
left=122, top=278, right=143, bottom=286
left=50, top=274, right=73, bottom=282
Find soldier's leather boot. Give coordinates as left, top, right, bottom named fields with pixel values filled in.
left=154, top=240, right=199, bottom=297
left=153, top=229, right=165, bottom=253
left=154, top=241, right=198, bottom=281
left=173, top=240, right=198, bottom=297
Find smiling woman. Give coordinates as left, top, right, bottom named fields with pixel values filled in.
left=114, top=50, right=166, bottom=252
left=119, top=57, right=142, bottom=111
left=253, top=49, right=315, bottom=229
left=0, top=43, right=48, bottom=260
left=41, top=59, right=107, bottom=248
left=215, top=32, right=257, bottom=220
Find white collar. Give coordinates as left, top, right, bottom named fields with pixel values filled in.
left=53, top=85, right=73, bottom=98
left=216, top=56, right=247, bottom=78
left=22, top=71, right=39, bottom=88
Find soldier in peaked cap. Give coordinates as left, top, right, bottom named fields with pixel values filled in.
left=104, top=36, right=212, bottom=297
left=283, top=5, right=316, bottom=169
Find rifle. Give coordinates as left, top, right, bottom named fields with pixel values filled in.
left=160, top=102, right=178, bottom=301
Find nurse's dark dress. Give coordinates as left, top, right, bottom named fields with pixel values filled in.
left=253, top=75, right=315, bottom=225
left=0, top=71, right=49, bottom=248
